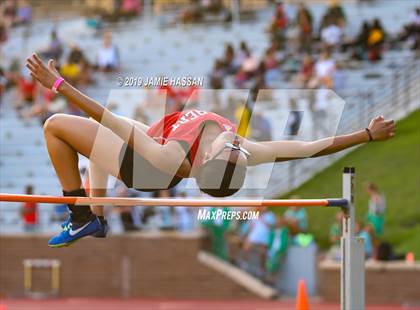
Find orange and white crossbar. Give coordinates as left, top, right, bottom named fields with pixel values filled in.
left=0, top=193, right=348, bottom=208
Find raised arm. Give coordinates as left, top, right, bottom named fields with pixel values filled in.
left=242, top=116, right=395, bottom=165
left=25, top=54, right=186, bottom=175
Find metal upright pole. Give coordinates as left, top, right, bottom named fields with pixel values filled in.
left=341, top=167, right=365, bottom=310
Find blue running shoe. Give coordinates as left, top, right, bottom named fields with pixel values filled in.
left=92, top=218, right=108, bottom=238
left=48, top=215, right=101, bottom=248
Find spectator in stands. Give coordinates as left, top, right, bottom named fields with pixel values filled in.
left=356, top=221, right=373, bottom=259
left=295, top=54, right=314, bottom=87
left=327, top=210, right=344, bottom=260
left=242, top=207, right=276, bottom=277
left=201, top=207, right=231, bottom=261
left=16, top=69, right=37, bottom=113
left=0, top=67, right=6, bottom=105
left=262, top=46, right=280, bottom=86
left=365, top=182, right=386, bottom=258
left=235, top=41, right=251, bottom=69
left=209, top=59, right=225, bottom=89
left=352, top=21, right=370, bottom=60
left=97, top=32, right=120, bottom=72
left=367, top=18, right=386, bottom=62
left=284, top=204, right=308, bottom=236
left=2, top=0, right=16, bottom=29
left=400, top=8, right=420, bottom=50
left=321, top=17, right=343, bottom=48
left=265, top=217, right=289, bottom=285
left=222, top=43, right=236, bottom=74
left=120, top=0, right=141, bottom=18
left=0, top=22, right=7, bottom=43
left=21, top=86, right=63, bottom=124
left=61, top=46, right=93, bottom=87
left=321, top=0, right=346, bottom=29
left=15, top=0, right=32, bottom=26
left=269, top=1, right=288, bottom=47
left=21, top=185, right=38, bottom=232
left=311, top=49, right=336, bottom=88
left=295, top=2, right=313, bottom=52
left=39, top=30, right=63, bottom=61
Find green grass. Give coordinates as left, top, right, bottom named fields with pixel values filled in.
left=276, top=110, right=420, bottom=257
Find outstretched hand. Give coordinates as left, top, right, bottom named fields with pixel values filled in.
left=25, top=54, right=61, bottom=90
left=368, top=116, right=396, bottom=141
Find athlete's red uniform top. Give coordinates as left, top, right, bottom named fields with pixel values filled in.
left=147, top=110, right=237, bottom=165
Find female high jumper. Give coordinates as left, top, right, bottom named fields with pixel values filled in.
left=25, top=54, right=396, bottom=247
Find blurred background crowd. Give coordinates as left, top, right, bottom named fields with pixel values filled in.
left=1, top=0, right=419, bottom=293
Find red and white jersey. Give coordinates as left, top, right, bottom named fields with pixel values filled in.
left=147, top=110, right=237, bottom=165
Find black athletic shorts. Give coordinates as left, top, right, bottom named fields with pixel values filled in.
left=119, top=144, right=183, bottom=192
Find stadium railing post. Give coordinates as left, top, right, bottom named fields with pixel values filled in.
left=341, top=167, right=365, bottom=310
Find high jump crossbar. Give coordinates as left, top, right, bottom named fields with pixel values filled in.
left=0, top=194, right=348, bottom=208
left=0, top=167, right=364, bottom=309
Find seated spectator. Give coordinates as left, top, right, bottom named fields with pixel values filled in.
left=120, top=0, right=141, bottom=17
left=0, top=67, right=6, bottom=104
left=268, top=2, right=288, bottom=47
left=15, top=0, right=32, bottom=25
left=321, top=0, right=346, bottom=29
left=321, top=17, right=343, bottom=48
left=234, top=41, right=251, bottom=69
left=239, top=51, right=259, bottom=81
left=0, top=22, right=7, bottom=43
left=209, top=59, right=225, bottom=89
left=310, top=49, right=336, bottom=88
left=222, top=43, right=236, bottom=74
left=367, top=18, right=386, bottom=62
left=61, top=46, right=93, bottom=87
left=400, top=8, right=420, bottom=50
left=265, top=217, right=289, bottom=284
left=352, top=21, right=370, bottom=60
left=16, top=70, right=37, bottom=112
left=60, top=55, right=82, bottom=86
left=97, top=32, right=119, bottom=72
left=21, top=185, right=38, bottom=232
left=295, top=2, right=313, bottom=52
left=3, top=0, right=16, bottom=28
left=21, top=86, right=63, bottom=123
left=262, top=46, right=280, bottom=86
left=39, top=30, right=63, bottom=61
left=295, top=54, right=314, bottom=87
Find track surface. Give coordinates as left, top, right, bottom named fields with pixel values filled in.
left=0, top=299, right=415, bottom=310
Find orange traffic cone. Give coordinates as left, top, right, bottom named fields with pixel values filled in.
left=296, top=279, right=309, bottom=310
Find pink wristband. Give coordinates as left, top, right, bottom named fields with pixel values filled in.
left=52, top=77, right=65, bottom=93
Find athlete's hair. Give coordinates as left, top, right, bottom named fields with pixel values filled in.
left=196, top=159, right=247, bottom=197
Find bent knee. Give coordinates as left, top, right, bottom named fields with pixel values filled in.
left=43, top=113, right=67, bottom=135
